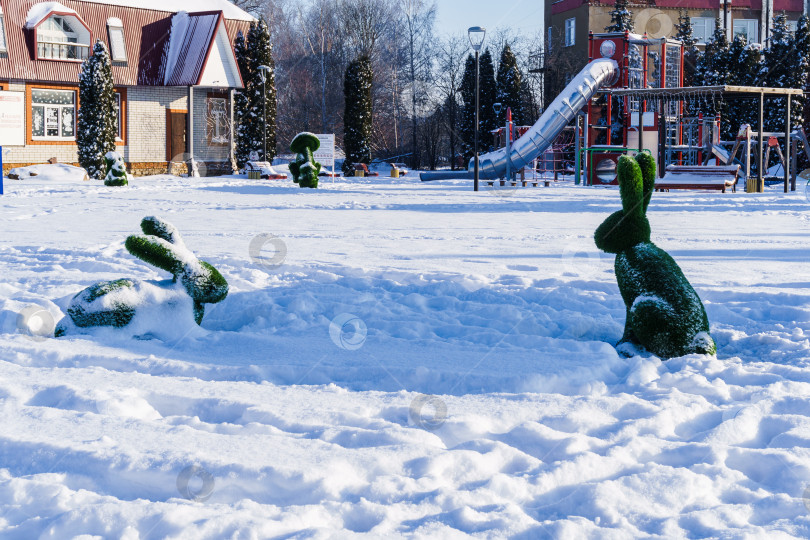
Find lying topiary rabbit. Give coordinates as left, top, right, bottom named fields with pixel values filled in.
left=55, top=216, right=228, bottom=337
left=594, top=153, right=715, bottom=358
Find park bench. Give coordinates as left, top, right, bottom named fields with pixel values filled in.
left=655, top=164, right=740, bottom=193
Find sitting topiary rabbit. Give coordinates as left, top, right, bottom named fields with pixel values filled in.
left=594, top=153, right=715, bottom=358
left=289, top=132, right=321, bottom=188
left=55, top=216, right=228, bottom=337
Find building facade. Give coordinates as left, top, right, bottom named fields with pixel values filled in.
left=0, top=0, right=252, bottom=176
left=543, top=0, right=805, bottom=101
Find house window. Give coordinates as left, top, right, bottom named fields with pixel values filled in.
left=107, top=18, right=126, bottom=62
left=0, top=8, right=7, bottom=53
left=565, top=18, right=575, bottom=47
left=31, top=88, right=76, bottom=140
left=547, top=26, right=553, bottom=52
left=114, top=92, right=122, bottom=139
left=37, top=16, right=90, bottom=60
left=207, top=97, right=229, bottom=145
left=691, top=17, right=715, bottom=44
left=787, top=20, right=798, bottom=33
left=733, top=19, right=759, bottom=43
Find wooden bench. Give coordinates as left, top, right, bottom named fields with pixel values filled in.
left=655, top=164, right=740, bottom=193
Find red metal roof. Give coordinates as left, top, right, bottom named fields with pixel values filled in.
left=164, top=12, right=220, bottom=86
left=0, top=0, right=250, bottom=86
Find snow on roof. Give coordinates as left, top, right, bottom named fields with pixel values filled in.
left=26, top=2, right=79, bottom=29
left=76, top=0, right=255, bottom=21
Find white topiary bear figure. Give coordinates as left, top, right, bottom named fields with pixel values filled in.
left=104, top=151, right=129, bottom=186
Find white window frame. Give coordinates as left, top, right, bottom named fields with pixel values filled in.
left=691, top=17, right=715, bottom=45
left=107, top=17, right=127, bottom=62
left=37, top=15, right=90, bottom=61
left=565, top=18, right=576, bottom=47
left=207, top=97, right=229, bottom=145
left=31, top=88, right=77, bottom=141
left=0, top=7, right=7, bottom=53
left=114, top=92, right=122, bottom=141
left=733, top=19, right=759, bottom=43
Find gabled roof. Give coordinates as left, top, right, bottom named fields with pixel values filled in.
left=163, top=11, right=241, bottom=87
left=77, top=0, right=253, bottom=22
left=0, top=0, right=252, bottom=87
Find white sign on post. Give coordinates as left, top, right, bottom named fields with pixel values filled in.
left=0, top=91, right=25, bottom=146
left=314, top=134, right=335, bottom=176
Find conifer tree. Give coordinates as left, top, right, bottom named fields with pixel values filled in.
left=234, top=30, right=250, bottom=168
left=695, top=20, right=731, bottom=134
left=459, top=53, right=476, bottom=163
left=675, top=10, right=700, bottom=87
left=342, top=55, right=373, bottom=175
left=496, top=44, right=525, bottom=125
left=605, top=0, right=634, bottom=33
left=726, top=35, right=763, bottom=139
left=794, top=15, right=810, bottom=132
left=764, top=14, right=804, bottom=131
left=235, top=19, right=277, bottom=168
left=479, top=48, right=498, bottom=149
left=77, top=41, right=117, bottom=180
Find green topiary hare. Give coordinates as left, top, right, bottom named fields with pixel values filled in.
left=289, top=132, right=321, bottom=188
left=594, top=153, right=715, bottom=358
left=55, top=216, right=228, bottom=336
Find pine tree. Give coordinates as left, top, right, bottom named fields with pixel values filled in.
left=675, top=10, right=700, bottom=87
left=479, top=48, right=497, bottom=149
left=726, top=35, right=763, bottom=139
left=342, top=55, right=373, bottom=175
left=77, top=41, right=117, bottom=180
left=459, top=53, right=476, bottom=164
left=764, top=14, right=803, bottom=131
left=695, top=19, right=729, bottom=86
left=695, top=20, right=730, bottom=134
left=605, top=0, right=634, bottom=33
left=795, top=15, right=810, bottom=134
left=234, top=19, right=277, bottom=168
left=496, top=44, right=525, bottom=125
left=234, top=30, right=250, bottom=168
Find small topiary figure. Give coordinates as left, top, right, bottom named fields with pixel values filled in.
left=55, top=216, right=228, bottom=337
left=289, top=132, right=321, bottom=188
left=103, top=151, right=129, bottom=186
left=594, top=153, right=715, bottom=358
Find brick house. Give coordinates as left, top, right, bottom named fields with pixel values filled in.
left=0, top=0, right=253, bottom=176
left=543, top=0, right=805, bottom=101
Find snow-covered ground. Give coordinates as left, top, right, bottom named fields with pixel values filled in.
left=2, top=170, right=810, bottom=538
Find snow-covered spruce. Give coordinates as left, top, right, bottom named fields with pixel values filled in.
left=78, top=41, right=117, bottom=180
left=55, top=217, right=228, bottom=337
left=289, top=132, right=321, bottom=188
left=103, top=152, right=129, bottom=186
left=594, top=153, right=715, bottom=358
left=234, top=19, right=277, bottom=168
left=605, top=0, right=633, bottom=32
left=342, top=55, right=373, bottom=176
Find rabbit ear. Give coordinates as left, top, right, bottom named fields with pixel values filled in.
left=140, top=216, right=185, bottom=247
left=634, top=152, right=656, bottom=213
left=617, top=155, right=644, bottom=218
left=125, top=234, right=186, bottom=277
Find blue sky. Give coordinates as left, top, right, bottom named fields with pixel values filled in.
left=434, top=0, right=545, bottom=37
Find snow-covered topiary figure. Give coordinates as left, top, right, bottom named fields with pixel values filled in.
left=55, top=217, right=228, bottom=337
left=289, top=132, right=321, bottom=188
left=103, top=151, right=129, bottom=186
left=594, top=153, right=715, bottom=359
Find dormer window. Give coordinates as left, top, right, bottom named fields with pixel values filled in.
left=0, top=6, right=7, bottom=53
left=107, top=17, right=126, bottom=62
left=26, top=4, right=91, bottom=62
left=38, top=16, right=89, bottom=60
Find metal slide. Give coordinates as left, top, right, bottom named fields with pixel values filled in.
left=420, top=58, right=619, bottom=182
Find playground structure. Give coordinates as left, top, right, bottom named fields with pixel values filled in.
left=420, top=30, right=804, bottom=193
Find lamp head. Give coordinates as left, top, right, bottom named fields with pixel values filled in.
left=468, top=26, right=486, bottom=52
left=257, top=64, right=271, bottom=83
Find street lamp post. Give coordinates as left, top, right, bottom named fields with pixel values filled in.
left=257, top=65, right=271, bottom=161
left=468, top=26, right=486, bottom=192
